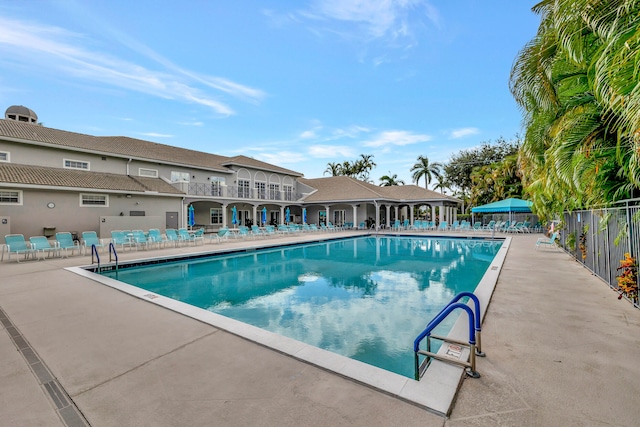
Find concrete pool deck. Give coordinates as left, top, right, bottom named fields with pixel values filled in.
left=2, top=231, right=640, bottom=426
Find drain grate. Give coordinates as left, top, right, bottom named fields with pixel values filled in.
left=0, top=305, right=90, bottom=427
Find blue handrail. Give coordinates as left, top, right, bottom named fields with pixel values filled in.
left=91, top=244, right=100, bottom=267
left=108, top=243, right=118, bottom=271
left=413, top=292, right=484, bottom=380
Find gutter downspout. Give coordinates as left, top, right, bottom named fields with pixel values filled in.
left=126, top=158, right=132, bottom=176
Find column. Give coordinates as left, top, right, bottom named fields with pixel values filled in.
left=252, top=205, right=257, bottom=226
left=325, top=205, right=331, bottom=225
left=222, top=203, right=228, bottom=228
left=431, top=205, right=436, bottom=224
left=375, top=204, right=381, bottom=230
left=352, top=204, right=358, bottom=229
left=385, top=205, right=391, bottom=228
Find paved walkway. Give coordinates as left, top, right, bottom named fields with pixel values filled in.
left=1, top=232, right=639, bottom=426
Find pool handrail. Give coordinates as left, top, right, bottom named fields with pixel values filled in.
left=413, top=292, right=484, bottom=380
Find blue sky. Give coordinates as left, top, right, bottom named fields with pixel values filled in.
left=0, top=1, right=540, bottom=187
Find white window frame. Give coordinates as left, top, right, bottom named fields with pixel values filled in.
left=64, top=158, right=90, bottom=170
left=0, top=189, right=22, bottom=205
left=210, top=207, right=223, bottom=225
left=284, top=185, right=293, bottom=201
left=0, top=151, right=9, bottom=162
left=255, top=181, right=266, bottom=199
left=138, top=168, right=158, bottom=178
left=238, top=179, right=250, bottom=198
left=80, top=193, right=109, bottom=207
left=170, top=171, right=190, bottom=183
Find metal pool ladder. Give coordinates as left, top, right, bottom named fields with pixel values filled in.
left=413, top=292, right=485, bottom=380
left=91, top=243, right=118, bottom=272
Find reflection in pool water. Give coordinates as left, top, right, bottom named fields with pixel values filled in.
left=102, top=236, right=501, bottom=378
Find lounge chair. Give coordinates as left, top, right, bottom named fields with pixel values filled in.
left=165, top=229, right=181, bottom=247
left=2, top=234, right=35, bottom=262
left=178, top=228, right=204, bottom=245
left=309, top=224, right=319, bottom=232
left=264, top=225, right=277, bottom=236
left=209, top=228, right=230, bottom=243
left=148, top=229, right=168, bottom=248
left=438, top=221, right=448, bottom=231
left=536, top=232, right=559, bottom=250
left=111, top=230, right=134, bottom=251
left=131, top=230, right=151, bottom=250
left=55, top=232, right=81, bottom=257
left=251, top=225, right=266, bottom=238
left=82, top=231, right=105, bottom=255
left=30, top=236, right=60, bottom=260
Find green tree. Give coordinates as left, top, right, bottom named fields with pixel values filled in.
left=510, top=0, right=640, bottom=218
left=410, top=155, right=442, bottom=190
left=324, top=162, right=342, bottom=176
left=443, top=137, right=520, bottom=202
left=379, top=173, right=405, bottom=186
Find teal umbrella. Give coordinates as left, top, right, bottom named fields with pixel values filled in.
left=302, top=208, right=307, bottom=224
left=261, top=207, right=267, bottom=225
left=231, top=206, right=238, bottom=227
left=285, top=207, right=290, bottom=223
left=188, top=204, right=195, bottom=228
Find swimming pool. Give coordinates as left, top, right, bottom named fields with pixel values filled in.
left=99, top=236, right=502, bottom=378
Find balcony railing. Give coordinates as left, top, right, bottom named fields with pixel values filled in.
left=185, top=183, right=301, bottom=201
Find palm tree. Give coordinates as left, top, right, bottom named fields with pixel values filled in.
left=410, top=155, right=442, bottom=190
left=379, top=173, right=405, bottom=186
left=510, top=0, right=640, bottom=217
left=324, top=162, right=342, bottom=176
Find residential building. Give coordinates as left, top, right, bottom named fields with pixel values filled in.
left=0, top=106, right=460, bottom=239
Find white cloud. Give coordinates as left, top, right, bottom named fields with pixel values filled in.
left=137, top=132, right=173, bottom=138
left=449, top=127, right=480, bottom=139
left=302, top=0, right=440, bottom=44
left=300, top=129, right=318, bottom=139
left=257, top=151, right=307, bottom=164
left=362, top=130, right=431, bottom=147
left=308, top=144, right=356, bottom=158
left=0, top=17, right=264, bottom=116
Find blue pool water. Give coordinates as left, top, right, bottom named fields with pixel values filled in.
left=100, top=236, right=502, bottom=378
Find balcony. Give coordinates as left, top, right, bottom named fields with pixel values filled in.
left=185, top=183, right=302, bottom=201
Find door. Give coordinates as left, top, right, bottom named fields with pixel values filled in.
left=166, top=212, right=178, bottom=229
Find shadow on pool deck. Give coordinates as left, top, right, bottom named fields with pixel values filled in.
left=1, top=231, right=640, bottom=426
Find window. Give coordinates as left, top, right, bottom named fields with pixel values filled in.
left=170, top=171, right=190, bottom=182
left=80, top=194, right=108, bottom=207
left=210, top=208, right=222, bottom=225
left=0, top=151, right=9, bottom=162
left=269, top=183, right=279, bottom=199
left=211, top=177, right=225, bottom=196
left=139, top=168, right=158, bottom=178
left=255, top=181, right=266, bottom=199
left=238, top=179, right=250, bottom=198
left=0, top=190, right=21, bottom=205
left=64, top=159, right=90, bottom=170
left=284, top=185, right=293, bottom=201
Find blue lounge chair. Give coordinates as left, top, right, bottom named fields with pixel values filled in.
left=165, top=229, right=181, bottom=247
left=536, top=232, right=559, bottom=250
left=438, top=221, right=448, bottom=231
left=209, top=228, right=229, bottom=243
left=2, top=234, right=35, bottom=262
left=131, top=230, right=150, bottom=250
left=111, top=230, right=134, bottom=251
left=178, top=228, right=204, bottom=245
left=82, top=231, right=105, bottom=255
left=55, top=232, right=81, bottom=257
left=148, top=229, right=168, bottom=248
left=251, top=225, right=266, bottom=238
left=30, top=236, right=60, bottom=260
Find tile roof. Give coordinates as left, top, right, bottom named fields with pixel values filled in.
left=298, top=176, right=461, bottom=203
left=0, top=163, right=184, bottom=195
left=222, top=155, right=303, bottom=177
left=0, top=119, right=302, bottom=176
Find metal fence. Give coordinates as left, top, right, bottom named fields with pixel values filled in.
left=560, top=203, right=640, bottom=309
